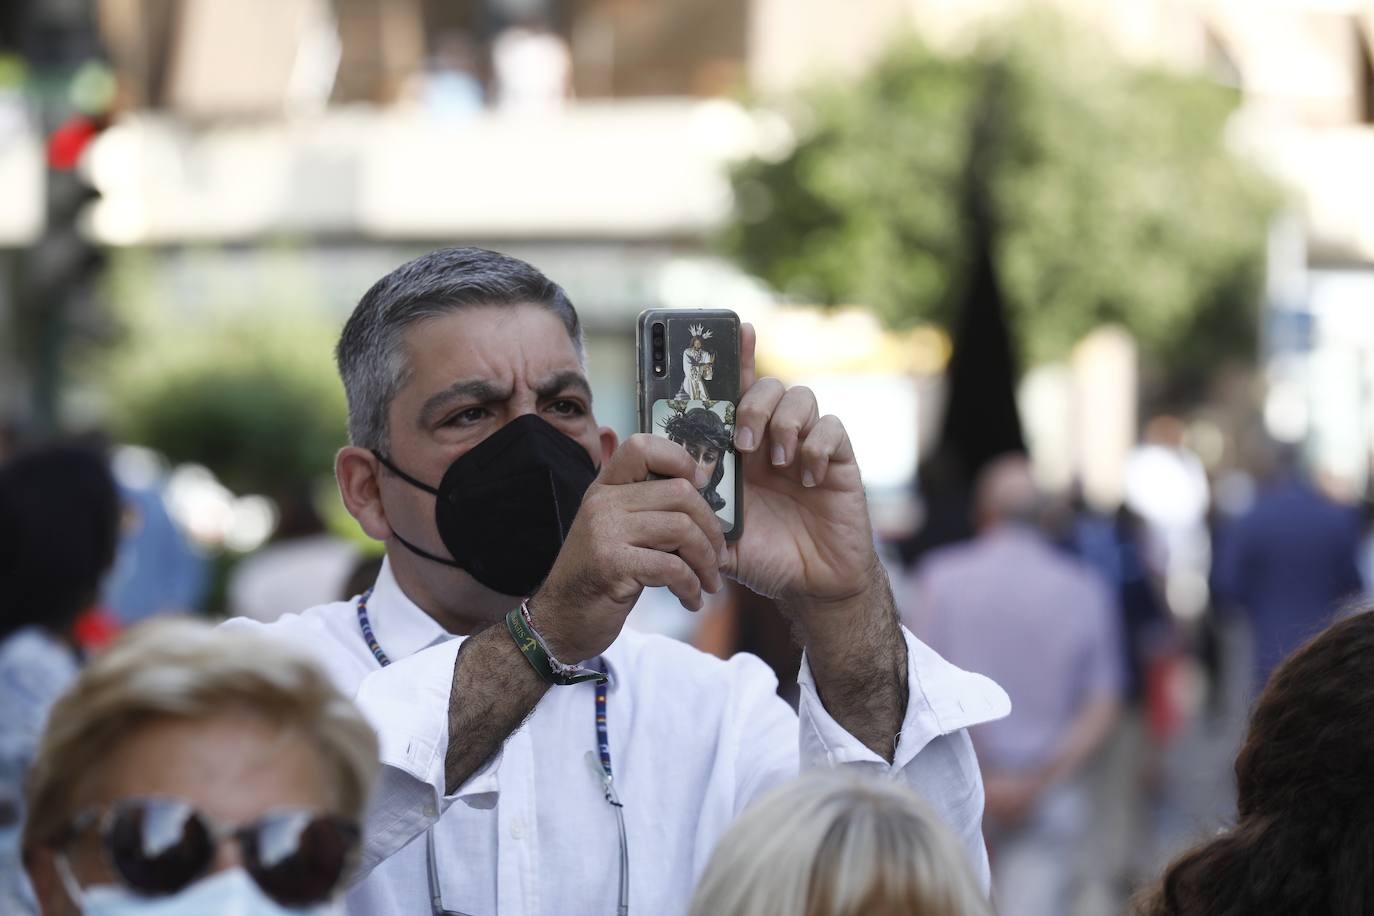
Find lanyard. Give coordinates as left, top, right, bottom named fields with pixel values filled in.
left=354, top=589, right=628, bottom=915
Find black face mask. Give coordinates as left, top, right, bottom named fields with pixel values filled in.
left=373, top=414, right=598, bottom=597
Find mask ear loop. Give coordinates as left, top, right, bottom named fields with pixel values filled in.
left=53, top=852, right=90, bottom=910
left=389, top=531, right=465, bottom=569
left=370, top=451, right=466, bottom=570
left=371, top=451, right=441, bottom=495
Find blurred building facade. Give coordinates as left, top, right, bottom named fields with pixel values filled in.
left=2, top=0, right=1372, bottom=493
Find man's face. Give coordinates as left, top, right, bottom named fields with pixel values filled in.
left=682, top=440, right=721, bottom=486
left=378, top=304, right=605, bottom=560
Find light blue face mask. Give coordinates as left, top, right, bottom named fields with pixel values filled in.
left=56, top=860, right=342, bottom=916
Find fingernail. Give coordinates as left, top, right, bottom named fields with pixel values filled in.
left=737, top=427, right=754, bottom=451
left=802, top=470, right=816, bottom=488
left=718, top=545, right=728, bottom=565
left=771, top=444, right=786, bottom=466
left=695, top=467, right=710, bottom=488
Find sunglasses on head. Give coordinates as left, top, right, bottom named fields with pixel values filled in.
left=58, top=796, right=359, bottom=907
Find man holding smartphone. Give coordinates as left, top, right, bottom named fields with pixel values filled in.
left=228, top=247, right=1008, bottom=915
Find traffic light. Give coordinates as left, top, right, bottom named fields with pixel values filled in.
left=20, top=108, right=113, bottom=434
left=10, top=0, right=115, bottom=431
left=30, top=112, right=107, bottom=310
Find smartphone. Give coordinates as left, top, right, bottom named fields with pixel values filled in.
left=636, top=308, right=743, bottom=541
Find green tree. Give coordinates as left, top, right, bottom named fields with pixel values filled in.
left=99, top=248, right=347, bottom=499
left=723, top=14, right=1281, bottom=383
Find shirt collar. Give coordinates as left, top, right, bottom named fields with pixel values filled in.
left=364, top=556, right=452, bottom=661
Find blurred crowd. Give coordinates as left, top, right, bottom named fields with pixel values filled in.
left=403, top=17, right=572, bottom=118
left=1, top=246, right=1372, bottom=916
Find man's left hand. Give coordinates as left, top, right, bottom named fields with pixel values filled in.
left=723, top=324, right=907, bottom=761
left=724, top=324, right=879, bottom=608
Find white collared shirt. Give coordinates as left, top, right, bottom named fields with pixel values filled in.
left=226, top=558, right=1009, bottom=916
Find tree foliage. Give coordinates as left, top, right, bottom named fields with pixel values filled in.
left=100, top=249, right=347, bottom=498
left=723, top=14, right=1281, bottom=377
left=116, top=357, right=346, bottom=498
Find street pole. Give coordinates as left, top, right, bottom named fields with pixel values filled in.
left=12, top=0, right=108, bottom=435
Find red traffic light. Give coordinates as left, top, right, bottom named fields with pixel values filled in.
left=47, top=115, right=102, bottom=171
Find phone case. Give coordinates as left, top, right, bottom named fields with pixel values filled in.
left=636, top=308, right=743, bottom=540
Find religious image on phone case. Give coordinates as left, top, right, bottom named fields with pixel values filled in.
left=653, top=399, right=736, bottom=527
left=676, top=323, right=717, bottom=401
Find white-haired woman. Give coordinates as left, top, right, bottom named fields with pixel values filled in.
left=689, top=770, right=993, bottom=916
left=22, top=619, right=378, bottom=915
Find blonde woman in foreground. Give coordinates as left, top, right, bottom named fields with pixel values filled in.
left=22, top=618, right=378, bottom=915
left=689, top=770, right=993, bottom=916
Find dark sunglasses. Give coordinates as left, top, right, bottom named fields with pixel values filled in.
left=59, top=796, right=359, bottom=906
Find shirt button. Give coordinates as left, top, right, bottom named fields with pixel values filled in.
left=510, top=819, right=525, bottom=840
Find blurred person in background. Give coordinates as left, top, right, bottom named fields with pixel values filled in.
left=1064, top=503, right=1172, bottom=711
left=1358, top=491, right=1374, bottom=600
left=1211, top=441, right=1362, bottom=691
left=23, top=619, right=377, bottom=916
left=230, top=246, right=1009, bottom=914
left=405, top=31, right=486, bottom=121
left=903, top=453, right=1122, bottom=916
left=0, top=442, right=121, bottom=915
left=491, top=15, right=571, bottom=112
left=1124, top=416, right=1211, bottom=616
left=1131, top=608, right=1374, bottom=916
left=101, top=448, right=207, bottom=626
left=228, top=482, right=358, bottom=624
left=1056, top=494, right=1174, bottom=901
left=687, top=769, right=993, bottom=916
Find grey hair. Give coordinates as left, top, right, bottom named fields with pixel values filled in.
left=336, top=246, right=584, bottom=451
left=688, top=770, right=992, bottom=916
left=23, top=618, right=380, bottom=852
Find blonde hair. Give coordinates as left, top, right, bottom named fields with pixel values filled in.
left=689, top=771, right=992, bottom=916
left=22, top=618, right=379, bottom=851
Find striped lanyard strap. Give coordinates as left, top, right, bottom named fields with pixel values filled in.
left=593, top=657, right=612, bottom=779
left=356, top=588, right=390, bottom=666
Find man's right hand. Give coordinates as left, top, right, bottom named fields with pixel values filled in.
left=445, top=434, right=724, bottom=794
left=527, top=433, right=727, bottom=662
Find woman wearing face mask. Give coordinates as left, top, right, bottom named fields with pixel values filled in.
left=21, top=619, right=378, bottom=916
